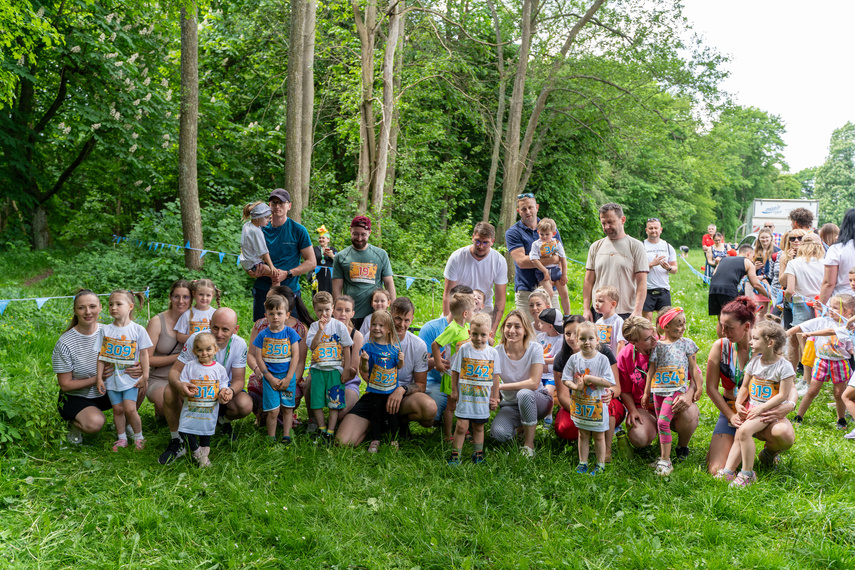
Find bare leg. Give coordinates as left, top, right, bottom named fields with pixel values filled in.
left=312, top=408, right=327, bottom=430
left=442, top=405, right=454, bottom=440
left=282, top=408, right=294, bottom=438
left=74, top=406, right=107, bottom=434
left=593, top=431, right=606, bottom=465
left=336, top=413, right=370, bottom=446
left=522, top=424, right=536, bottom=449
left=123, top=400, right=142, bottom=434
left=112, top=404, right=126, bottom=437
left=796, top=379, right=824, bottom=418
left=833, top=382, right=847, bottom=421
left=266, top=406, right=279, bottom=438
left=707, top=433, right=736, bottom=475
left=578, top=429, right=591, bottom=464
left=843, top=386, right=855, bottom=419
left=452, top=418, right=469, bottom=451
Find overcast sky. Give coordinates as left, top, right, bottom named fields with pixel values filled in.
left=681, top=1, right=855, bottom=173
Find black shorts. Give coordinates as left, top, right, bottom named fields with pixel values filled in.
left=347, top=392, right=406, bottom=422
left=643, top=288, right=672, bottom=312
left=455, top=416, right=488, bottom=425
left=708, top=293, right=736, bottom=316
left=57, top=392, right=111, bottom=422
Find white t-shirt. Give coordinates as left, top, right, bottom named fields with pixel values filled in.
left=451, top=343, right=501, bottom=420
left=396, top=331, right=430, bottom=387
left=744, top=356, right=795, bottom=407
left=529, top=238, right=566, bottom=269
left=178, top=359, right=230, bottom=435
left=174, top=307, right=217, bottom=336
left=358, top=313, right=373, bottom=338
left=94, top=322, right=153, bottom=392
left=496, top=341, right=545, bottom=404
left=562, top=351, right=615, bottom=432
left=644, top=239, right=677, bottom=290
left=783, top=257, right=825, bottom=299
left=595, top=313, right=625, bottom=355
left=824, top=241, right=855, bottom=297
left=443, top=246, right=508, bottom=310
left=178, top=332, right=248, bottom=384
left=800, top=317, right=853, bottom=361
left=536, top=330, right=563, bottom=382
left=240, top=221, right=270, bottom=270
left=307, top=319, right=354, bottom=372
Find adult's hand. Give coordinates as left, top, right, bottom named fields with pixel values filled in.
left=600, top=390, right=613, bottom=405
left=760, top=402, right=793, bottom=423
left=671, top=391, right=694, bottom=414
left=386, top=386, right=406, bottom=414
left=125, top=362, right=143, bottom=379
left=626, top=409, right=644, bottom=428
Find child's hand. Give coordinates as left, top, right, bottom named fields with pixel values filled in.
left=641, top=391, right=650, bottom=410
left=317, top=317, right=327, bottom=331
left=746, top=406, right=760, bottom=420
left=450, top=389, right=458, bottom=403
left=96, top=379, right=106, bottom=395
left=490, top=397, right=499, bottom=411
left=559, top=274, right=568, bottom=286
left=220, top=387, right=233, bottom=404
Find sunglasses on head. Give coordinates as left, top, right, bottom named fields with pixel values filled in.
left=517, top=193, right=535, bottom=200
left=647, top=217, right=660, bottom=223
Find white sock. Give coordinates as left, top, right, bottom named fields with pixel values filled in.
left=218, top=416, right=229, bottom=425
left=117, top=433, right=128, bottom=441
left=170, top=431, right=180, bottom=439
left=133, top=432, right=144, bottom=440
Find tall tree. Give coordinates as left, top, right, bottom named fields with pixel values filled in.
left=285, top=0, right=306, bottom=220
left=814, top=122, right=855, bottom=225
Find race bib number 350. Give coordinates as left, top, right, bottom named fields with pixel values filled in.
left=349, top=262, right=378, bottom=284
left=652, top=365, right=686, bottom=393
left=262, top=338, right=292, bottom=364
left=99, top=336, right=138, bottom=365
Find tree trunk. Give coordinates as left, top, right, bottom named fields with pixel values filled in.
left=285, top=0, right=306, bottom=221
left=300, top=0, right=316, bottom=210
left=482, top=0, right=506, bottom=224
left=32, top=204, right=51, bottom=250
left=353, top=0, right=377, bottom=214
left=384, top=18, right=405, bottom=198
left=178, top=3, right=203, bottom=271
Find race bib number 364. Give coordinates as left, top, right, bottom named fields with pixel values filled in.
left=652, top=366, right=686, bottom=393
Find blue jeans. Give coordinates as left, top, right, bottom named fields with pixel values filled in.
left=425, top=382, right=447, bottom=423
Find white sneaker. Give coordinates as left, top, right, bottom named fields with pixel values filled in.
left=520, top=446, right=536, bottom=458
left=654, top=459, right=673, bottom=476
left=844, top=427, right=855, bottom=440
left=67, top=425, right=83, bottom=445
left=796, top=380, right=809, bottom=397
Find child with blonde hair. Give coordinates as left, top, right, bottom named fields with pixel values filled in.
left=240, top=201, right=279, bottom=286
left=594, top=285, right=626, bottom=356
left=174, top=279, right=222, bottom=344
left=432, top=292, right=474, bottom=440
left=716, top=321, right=794, bottom=486
left=360, top=310, right=405, bottom=452
left=529, top=218, right=571, bottom=314
left=642, top=307, right=701, bottom=476
left=562, top=321, right=616, bottom=475
left=358, top=288, right=392, bottom=338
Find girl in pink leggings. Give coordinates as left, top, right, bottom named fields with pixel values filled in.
left=642, top=308, right=702, bottom=476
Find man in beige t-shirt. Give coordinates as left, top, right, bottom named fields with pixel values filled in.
left=583, top=203, right=648, bottom=321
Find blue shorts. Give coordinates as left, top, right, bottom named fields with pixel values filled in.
left=263, top=374, right=296, bottom=411
left=712, top=411, right=736, bottom=437
left=107, top=387, right=139, bottom=406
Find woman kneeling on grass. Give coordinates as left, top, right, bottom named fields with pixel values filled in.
left=617, top=317, right=699, bottom=464
left=489, top=310, right=550, bottom=457
left=52, top=290, right=141, bottom=444
left=705, top=297, right=798, bottom=474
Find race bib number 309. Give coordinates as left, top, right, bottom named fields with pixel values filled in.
left=99, top=336, right=138, bottom=365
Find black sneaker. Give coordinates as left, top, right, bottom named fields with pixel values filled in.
left=472, top=451, right=485, bottom=464
left=675, top=446, right=690, bottom=461
left=794, top=415, right=803, bottom=425
left=837, top=418, right=848, bottom=430
left=220, top=421, right=237, bottom=441
left=158, top=437, right=186, bottom=465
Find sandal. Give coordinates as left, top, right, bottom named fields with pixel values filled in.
left=367, top=440, right=380, bottom=453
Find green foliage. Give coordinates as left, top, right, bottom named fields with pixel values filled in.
left=814, top=122, right=855, bottom=225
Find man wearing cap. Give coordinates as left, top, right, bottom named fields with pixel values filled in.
left=442, top=222, right=507, bottom=337
left=642, top=217, right=678, bottom=322
left=249, top=188, right=316, bottom=322
left=583, top=203, right=648, bottom=321
left=505, top=193, right=562, bottom=321
left=332, top=215, right=395, bottom=331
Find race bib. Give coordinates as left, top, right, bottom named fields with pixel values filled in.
left=651, top=365, right=686, bottom=393
left=596, top=324, right=613, bottom=346
left=571, top=392, right=603, bottom=424
left=368, top=364, right=397, bottom=392
left=748, top=377, right=779, bottom=403
left=312, top=341, right=342, bottom=367
left=349, top=262, right=378, bottom=284
left=187, top=374, right=219, bottom=413
left=262, top=337, right=292, bottom=364
left=99, top=336, right=138, bottom=365
left=540, top=240, right=558, bottom=257
left=189, top=319, right=210, bottom=334
left=460, top=358, right=494, bottom=384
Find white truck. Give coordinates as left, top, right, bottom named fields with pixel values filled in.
left=736, top=198, right=819, bottom=245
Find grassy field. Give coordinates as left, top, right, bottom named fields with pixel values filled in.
left=1, top=248, right=855, bottom=569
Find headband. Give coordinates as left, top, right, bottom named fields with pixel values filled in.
left=657, top=307, right=684, bottom=330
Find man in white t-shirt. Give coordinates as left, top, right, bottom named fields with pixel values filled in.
left=158, top=308, right=252, bottom=464
left=642, top=217, right=678, bottom=321
left=336, top=297, right=436, bottom=446
left=442, top=222, right=507, bottom=337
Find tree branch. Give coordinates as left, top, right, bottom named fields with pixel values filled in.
left=33, top=66, right=68, bottom=134
left=37, top=136, right=97, bottom=204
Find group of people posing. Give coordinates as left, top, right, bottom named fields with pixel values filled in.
left=51, top=188, right=855, bottom=488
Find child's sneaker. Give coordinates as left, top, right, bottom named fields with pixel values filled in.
left=448, top=451, right=461, bottom=466
left=543, top=415, right=554, bottom=429
left=575, top=463, right=588, bottom=474
left=793, top=415, right=803, bottom=426
left=836, top=418, right=848, bottom=431
left=844, top=427, right=855, bottom=440
left=134, top=438, right=146, bottom=451
left=654, top=459, right=673, bottom=476
left=193, top=447, right=212, bottom=468
left=66, top=425, right=83, bottom=445
left=112, top=439, right=129, bottom=452
left=471, top=451, right=485, bottom=465
left=714, top=468, right=736, bottom=482
left=280, top=435, right=292, bottom=445
left=588, top=464, right=605, bottom=476
left=729, top=470, right=757, bottom=488
left=158, top=437, right=186, bottom=464
left=266, top=435, right=278, bottom=444
left=758, top=448, right=781, bottom=468
left=520, top=446, right=536, bottom=458
left=675, top=446, right=690, bottom=461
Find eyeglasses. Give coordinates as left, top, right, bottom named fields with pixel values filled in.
left=473, top=239, right=492, bottom=247
left=517, top=193, right=535, bottom=200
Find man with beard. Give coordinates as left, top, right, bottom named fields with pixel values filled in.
left=332, top=215, right=396, bottom=331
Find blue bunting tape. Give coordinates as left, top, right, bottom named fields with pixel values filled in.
left=0, top=289, right=153, bottom=316
left=113, top=235, right=239, bottom=263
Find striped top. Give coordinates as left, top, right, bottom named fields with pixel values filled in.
left=51, top=325, right=102, bottom=399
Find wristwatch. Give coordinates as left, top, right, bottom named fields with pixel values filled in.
left=286, top=269, right=293, bottom=279
left=782, top=400, right=796, bottom=411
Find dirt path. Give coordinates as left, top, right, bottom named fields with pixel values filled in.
left=23, top=268, right=54, bottom=287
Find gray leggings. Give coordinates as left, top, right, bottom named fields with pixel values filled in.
left=490, top=388, right=552, bottom=442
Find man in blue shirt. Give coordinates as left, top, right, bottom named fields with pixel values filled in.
left=505, top=193, right=561, bottom=321
left=249, top=188, right=316, bottom=322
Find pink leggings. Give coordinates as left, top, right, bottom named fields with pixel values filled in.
left=653, top=393, right=676, bottom=445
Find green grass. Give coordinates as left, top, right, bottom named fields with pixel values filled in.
left=2, top=249, right=855, bottom=568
